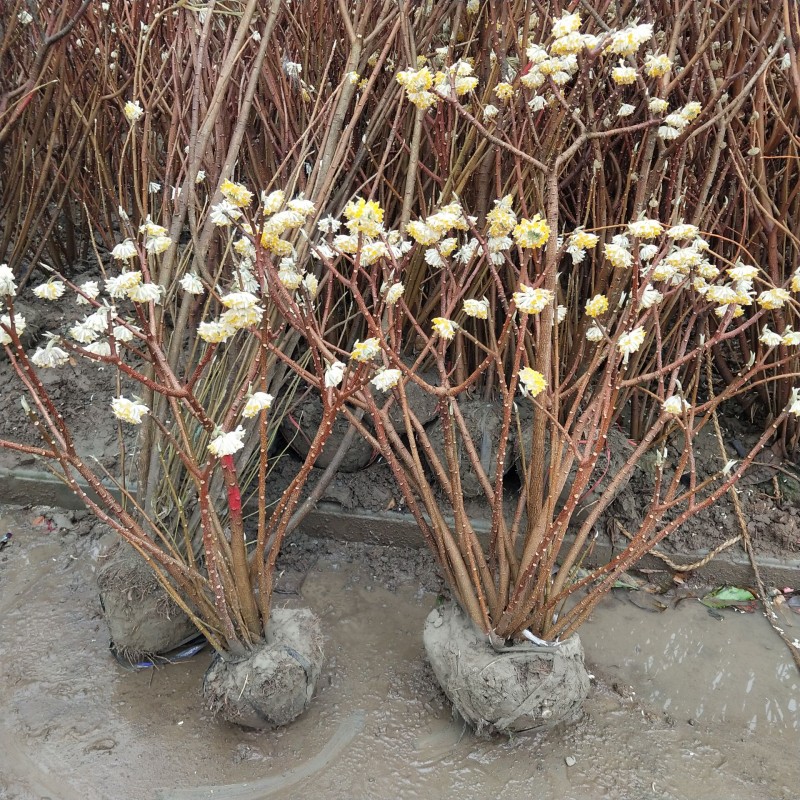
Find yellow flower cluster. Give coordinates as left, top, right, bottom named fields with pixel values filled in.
left=384, top=282, right=405, bottom=305
left=495, top=82, right=515, bottom=101
left=649, top=97, right=669, bottom=114
left=757, top=288, right=790, bottom=310
left=644, top=53, right=672, bottom=77
left=585, top=294, right=609, bottom=318
left=513, top=285, right=553, bottom=315
left=512, top=214, right=550, bottom=249
left=606, top=24, right=653, bottom=57
left=406, top=202, right=470, bottom=246
left=220, top=180, right=254, bottom=208
left=257, top=191, right=315, bottom=256
left=432, top=317, right=458, bottom=341
left=33, top=280, right=66, bottom=301
left=432, top=61, right=479, bottom=98
left=111, top=396, right=149, bottom=424
left=242, top=392, right=273, bottom=418
left=612, top=62, right=637, bottom=85
left=351, top=337, right=381, bottom=362
left=628, top=218, right=663, bottom=239
left=463, top=298, right=489, bottom=319
left=198, top=291, right=263, bottom=344
left=343, top=197, right=385, bottom=237
left=570, top=229, right=600, bottom=250
left=552, top=11, right=582, bottom=39
left=486, top=195, right=517, bottom=237
left=519, top=367, right=547, bottom=398
left=396, top=66, right=438, bottom=109
left=371, top=369, right=402, bottom=392
left=604, top=242, right=633, bottom=269
left=617, top=326, right=646, bottom=364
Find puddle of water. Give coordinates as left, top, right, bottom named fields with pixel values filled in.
left=0, top=506, right=798, bottom=800
left=582, top=592, right=800, bottom=735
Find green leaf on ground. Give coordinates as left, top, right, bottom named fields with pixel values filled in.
left=700, top=586, right=755, bottom=609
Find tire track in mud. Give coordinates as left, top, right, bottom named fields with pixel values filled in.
left=156, top=710, right=366, bottom=800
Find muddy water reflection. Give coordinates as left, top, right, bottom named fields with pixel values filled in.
left=0, top=507, right=797, bottom=800
left=581, top=595, right=800, bottom=734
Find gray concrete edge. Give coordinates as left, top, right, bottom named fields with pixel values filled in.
left=2, top=466, right=798, bottom=587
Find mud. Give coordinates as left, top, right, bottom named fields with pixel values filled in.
left=1, top=503, right=798, bottom=799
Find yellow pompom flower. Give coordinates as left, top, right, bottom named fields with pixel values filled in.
left=604, top=243, right=633, bottom=269
left=242, top=392, right=274, bottom=418
left=644, top=53, right=672, bottom=78
left=617, top=326, right=646, bottom=364
left=220, top=179, right=254, bottom=208
left=463, top=298, right=489, bottom=319
left=397, top=66, right=433, bottom=92
left=33, top=280, right=66, bottom=301
left=371, top=369, right=402, bottom=392
left=663, top=395, right=690, bottom=415
left=495, top=82, right=515, bottom=101
left=221, top=306, right=262, bottom=329
left=628, top=218, right=663, bottom=239
left=261, top=189, right=285, bottom=214
left=351, top=337, right=381, bottom=362
left=406, top=220, right=441, bottom=246
left=486, top=196, right=517, bottom=237
left=757, top=288, right=790, bottom=310
left=585, top=294, right=609, bottom=317
left=552, top=11, right=581, bottom=38
left=343, top=197, right=385, bottom=237
left=648, top=97, right=669, bottom=114
left=432, top=317, right=458, bottom=341
left=606, top=24, right=653, bottom=57
left=111, top=396, right=149, bottom=424
left=570, top=229, right=599, bottom=249
left=513, top=285, right=553, bottom=314
left=612, top=63, right=637, bottom=85
left=198, top=320, right=236, bottom=343
left=512, top=214, right=550, bottom=249
left=123, top=100, right=144, bottom=123
left=260, top=232, right=294, bottom=257
left=384, top=282, right=405, bottom=305
left=519, top=367, right=547, bottom=398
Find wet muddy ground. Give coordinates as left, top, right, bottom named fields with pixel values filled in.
left=0, top=504, right=798, bottom=800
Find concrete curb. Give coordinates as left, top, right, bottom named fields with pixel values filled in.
left=2, top=466, right=799, bottom=587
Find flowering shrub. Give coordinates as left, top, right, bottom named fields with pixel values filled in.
left=1, top=0, right=799, bottom=654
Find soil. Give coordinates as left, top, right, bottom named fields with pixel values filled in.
left=0, top=267, right=138, bottom=473
left=1, top=503, right=798, bottom=799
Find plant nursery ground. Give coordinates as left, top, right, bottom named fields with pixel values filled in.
left=0, top=503, right=798, bottom=800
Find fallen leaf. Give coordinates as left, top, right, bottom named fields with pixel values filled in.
left=700, top=586, right=756, bottom=610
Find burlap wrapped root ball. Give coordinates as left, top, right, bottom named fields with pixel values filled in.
left=97, top=542, right=197, bottom=662
left=203, top=607, right=324, bottom=729
left=423, top=602, right=590, bottom=735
